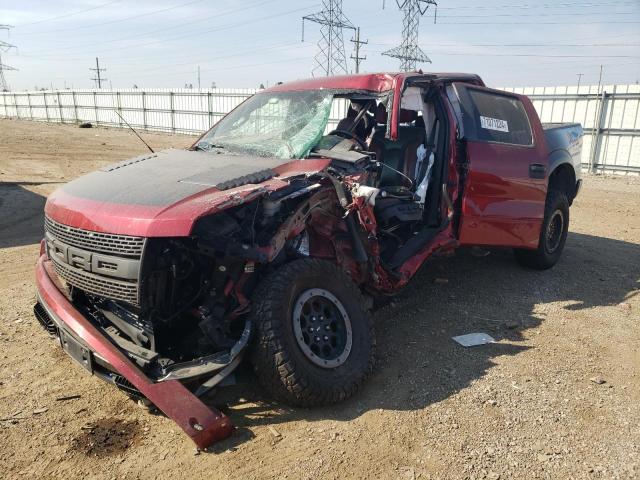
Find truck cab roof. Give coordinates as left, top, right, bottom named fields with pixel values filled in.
left=265, top=72, right=485, bottom=93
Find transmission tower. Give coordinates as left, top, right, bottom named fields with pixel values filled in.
left=302, top=0, right=356, bottom=77
left=89, top=57, right=107, bottom=89
left=382, top=0, right=438, bottom=72
left=0, top=25, right=17, bottom=92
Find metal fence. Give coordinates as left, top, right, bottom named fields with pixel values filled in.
left=0, top=88, right=256, bottom=135
left=1, top=84, right=639, bottom=174
left=502, top=84, right=640, bottom=175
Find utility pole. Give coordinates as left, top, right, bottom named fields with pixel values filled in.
left=350, top=27, right=368, bottom=73
left=576, top=73, right=584, bottom=90
left=89, top=57, right=107, bottom=89
left=588, top=65, right=605, bottom=174
left=302, top=1, right=357, bottom=77
left=382, top=0, right=438, bottom=72
left=197, top=65, right=201, bottom=90
left=0, top=25, right=17, bottom=92
left=596, top=65, right=603, bottom=93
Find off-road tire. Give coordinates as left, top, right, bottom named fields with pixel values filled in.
left=250, top=259, right=375, bottom=407
left=514, top=189, right=569, bottom=270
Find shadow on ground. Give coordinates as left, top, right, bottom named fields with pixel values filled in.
left=0, top=182, right=56, bottom=249
left=205, top=232, right=639, bottom=448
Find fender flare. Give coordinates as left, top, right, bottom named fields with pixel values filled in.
left=547, top=149, right=578, bottom=202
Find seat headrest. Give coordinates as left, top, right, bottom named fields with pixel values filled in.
left=399, top=109, right=418, bottom=124
left=374, top=103, right=388, bottom=124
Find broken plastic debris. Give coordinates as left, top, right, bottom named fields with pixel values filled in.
left=452, top=333, right=496, bottom=347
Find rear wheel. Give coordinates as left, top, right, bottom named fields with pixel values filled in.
left=514, top=189, right=569, bottom=270
left=250, top=259, right=375, bottom=407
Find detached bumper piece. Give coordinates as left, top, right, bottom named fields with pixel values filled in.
left=34, top=255, right=234, bottom=449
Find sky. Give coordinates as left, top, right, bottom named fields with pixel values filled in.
left=1, top=0, right=639, bottom=91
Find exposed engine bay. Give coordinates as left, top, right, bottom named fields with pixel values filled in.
left=65, top=176, right=332, bottom=391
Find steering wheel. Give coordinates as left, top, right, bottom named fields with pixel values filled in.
left=328, top=129, right=368, bottom=150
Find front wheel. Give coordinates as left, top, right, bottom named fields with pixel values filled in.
left=514, top=189, right=569, bottom=270
left=250, top=259, right=375, bottom=407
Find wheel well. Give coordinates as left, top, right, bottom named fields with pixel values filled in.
left=548, top=163, right=576, bottom=205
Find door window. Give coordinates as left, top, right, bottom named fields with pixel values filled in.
left=458, top=87, right=533, bottom=147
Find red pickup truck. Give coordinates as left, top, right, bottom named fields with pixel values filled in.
left=34, top=72, right=583, bottom=448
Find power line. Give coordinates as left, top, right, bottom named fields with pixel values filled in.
left=369, top=42, right=640, bottom=48
left=350, top=27, right=368, bottom=73
left=106, top=41, right=309, bottom=75
left=16, top=0, right=122, bottom=27
left=17, top=0, right=209, bottom=35
left=436, top=0, right=637, bottom=9
left=436, top=20, right=640, bottom=24
left=24, top=37, right=308, bottom=70
left=90, top=57, right=107, bottom=89
left=22, top=3, right=317, bottom=57
left=382, top=0, right=438, bottom=72
left=302, top=0, right=356, bottom=76
left=104, top=54, right=313, bottom=81
left=435, top=11, right=638, bottom=17
left=370, top=48, right=640, bottom=59
left=16, top=0, right=277, bottom=61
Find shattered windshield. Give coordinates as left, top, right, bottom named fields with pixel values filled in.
left=197, top=90, right=334, bottom=159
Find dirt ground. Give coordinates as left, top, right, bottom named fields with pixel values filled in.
left=0, top=118, right=638, bottom=480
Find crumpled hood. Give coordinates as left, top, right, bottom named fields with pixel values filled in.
left=45, top=149, right=331, bottom=237
left=60, top=149, right=287, bottom=206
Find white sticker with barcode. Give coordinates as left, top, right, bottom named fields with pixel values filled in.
left=480, top=116, right=509, bottom=132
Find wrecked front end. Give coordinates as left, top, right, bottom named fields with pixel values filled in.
left=33, top=159, right=363, bottom=449
left=34, top=255, right=234, bottom=448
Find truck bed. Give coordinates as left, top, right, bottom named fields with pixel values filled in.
left=542, top=122, right=584, bottom=175
left=542, top=123, right=583, bottom=151
left=542, top=122, right=582, bottom=131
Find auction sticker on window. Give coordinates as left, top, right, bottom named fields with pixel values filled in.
left=480, top=116, right=509, bottom=132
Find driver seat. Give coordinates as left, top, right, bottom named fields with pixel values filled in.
left=370, top=109, right=423, bottom=188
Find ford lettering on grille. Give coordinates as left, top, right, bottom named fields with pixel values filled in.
left=44, top=218, right=143, bottom=305
left=44, top=216, right=145, bottom=257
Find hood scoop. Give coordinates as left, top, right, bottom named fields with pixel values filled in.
left=216, top=169, right=276, bottom=190
left=178, top=165, right=277, bottom=190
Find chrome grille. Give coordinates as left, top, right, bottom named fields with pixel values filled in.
left=51, top=260, right=139, bottom=305
left=44, top=216, right=144, bottom=257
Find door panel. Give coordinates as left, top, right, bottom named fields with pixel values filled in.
left=452, top=83, right=548, bottom=249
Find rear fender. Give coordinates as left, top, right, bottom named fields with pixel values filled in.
left=547, top=152, right=578, bottom=203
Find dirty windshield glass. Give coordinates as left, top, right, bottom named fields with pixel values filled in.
left=197, top=91, right=334, bottom=159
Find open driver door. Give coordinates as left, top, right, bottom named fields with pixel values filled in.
left=448, top=83, right=549, bottom=249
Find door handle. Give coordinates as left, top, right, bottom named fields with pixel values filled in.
left=529, top=163, right=546, bottom=179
